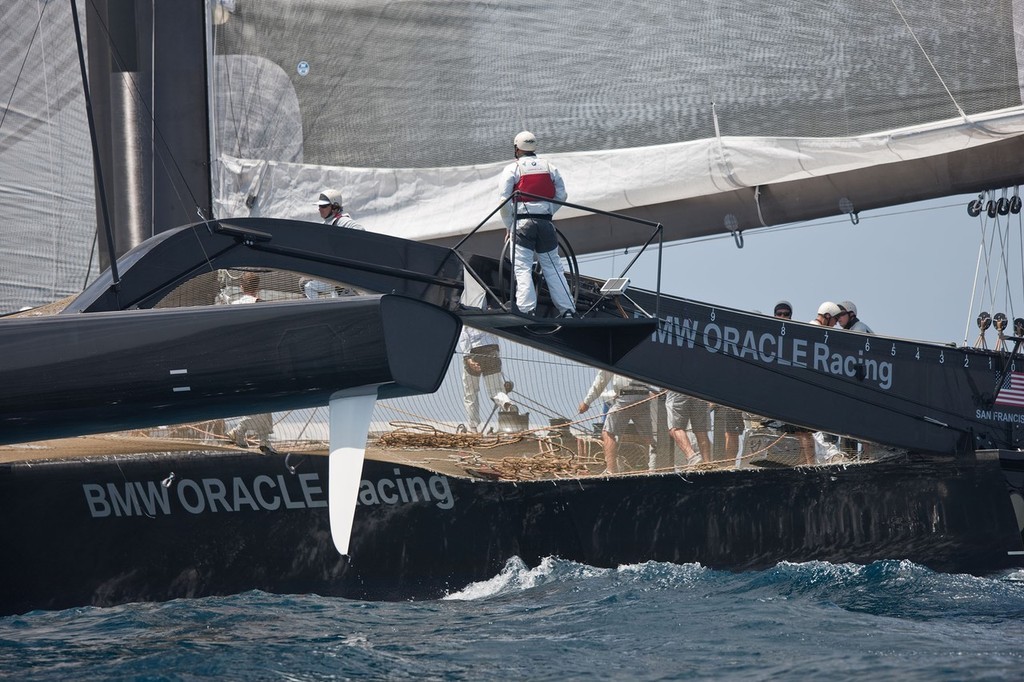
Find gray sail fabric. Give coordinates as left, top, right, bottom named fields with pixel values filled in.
left=209, top=0, right=1024, bottom=251
left=0, top=1, right=97, bottom=313
left=212, top=0, right=1021, bottom=167
left=4, top=0, right=1024, bottom=312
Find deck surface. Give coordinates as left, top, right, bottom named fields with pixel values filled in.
left=0, top=431, right=762, bottom=480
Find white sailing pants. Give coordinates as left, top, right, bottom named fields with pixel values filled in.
left=304, top=279, right=338, bottom=299
left=462, top=370, right=505, bottom=431
left=513, top=244, right=575, bottom=314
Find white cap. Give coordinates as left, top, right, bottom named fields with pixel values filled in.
left=838, top=300, right=857, bottom=316
left=817, top=301, right=841, bottom=317
left=514, top=130, right=537, bottom=152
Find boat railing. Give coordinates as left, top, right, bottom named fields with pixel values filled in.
left=450, top=191, right=664, bottom=319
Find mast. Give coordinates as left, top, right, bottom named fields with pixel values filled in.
left=85, top=0, right=211, bottom=267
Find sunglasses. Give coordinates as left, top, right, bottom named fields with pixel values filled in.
left=774, top=310, right=792, bottom=318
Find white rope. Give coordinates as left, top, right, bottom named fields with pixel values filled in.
left=891, top=0, right=968, bottom=121
left=997, top=189, right=1015, bottom=320
left=966, top=233, right=984, bottom=346
left=1017, top=188, right=1024, bottom=321
left=968, top=192, right=999, bottom=343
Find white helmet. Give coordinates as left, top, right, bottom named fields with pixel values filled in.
left=513, top=130, right=537, bottom=152
left=316, top=190, right=342, bottom=208
left=838, top=300, right=857, bottom=316
left=773, top=300, right=793, bottom=315
left=817, top=301, right=841, bottom=317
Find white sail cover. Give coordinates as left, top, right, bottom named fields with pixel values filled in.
left=3, top=0, right=1024, bottom=311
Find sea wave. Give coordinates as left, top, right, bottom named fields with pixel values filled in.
left=3, top=559, right=1023, bottom=680
left=449, top=556, right=1024, bottom=618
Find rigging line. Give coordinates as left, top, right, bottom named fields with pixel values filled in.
left=0, top=2, right=46, bottom=134
left=291, top=406, right=328, bottom=442
left=40, top=7, right=62, bottom=287
left=83, top=229, right=98, bottom=291
left=1005, top=190, right=1021, bottom=319
left=978, top=210, right=1003, bottom=311
left=80, top=0, right=202, bottom=220
left=989, top=211, right=1007, bottom=313
left=973, top=198, right=989, bottom=314
left=212, top=24, right=245, bottom=156
left=890, top=0, right=967, bottom=121
left=1018, top=199, right=1024, bottom=318
left=506, top=388, right=572, bottom=424
left=966, top=225, right=985, bottom=345
left=71, top=0, right=119, bottom=291
left=977, top=209, right=998, bottom=316
left=184, top=221, right=216, bottom=274
left=216, top=31, right=289, bottom=165
left=486, top=352, right=585, bottom=371
left=997, top=208, right=1015, bottom=319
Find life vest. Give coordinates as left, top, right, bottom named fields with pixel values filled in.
left=514, top=156, right=556, bottom=200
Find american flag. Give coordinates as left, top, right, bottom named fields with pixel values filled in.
left=994, top=371, right=1024, bottom=408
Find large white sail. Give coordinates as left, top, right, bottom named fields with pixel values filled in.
left=209, top=0, right=1024, bottom=251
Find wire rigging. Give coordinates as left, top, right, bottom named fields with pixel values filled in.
left=0, top=2, right=46, bottom=134
left=890, top=0, right=967, bottom=121
left=966, top=188, right=1024, bottom=347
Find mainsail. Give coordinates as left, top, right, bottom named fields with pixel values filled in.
left=3, top=0, right=1024, bottom=312
left=209, top=0, right=1024, bottom=253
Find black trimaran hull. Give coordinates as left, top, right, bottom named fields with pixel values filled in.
left=1, top=449, right=1021, bottom=614
left=1, top=221, right=1022, bottom=615
left=0, top=295, right=459, bottom=445
left=3, top=0, right=1015, bottom=617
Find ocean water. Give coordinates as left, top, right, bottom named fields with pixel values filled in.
left=2, top=558, right=1023, bottom=681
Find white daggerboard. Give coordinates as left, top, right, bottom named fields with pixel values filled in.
left=327, top=387, right=379, bottom=556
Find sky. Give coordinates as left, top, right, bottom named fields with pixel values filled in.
left=576, top=192, right=1024, bottom=348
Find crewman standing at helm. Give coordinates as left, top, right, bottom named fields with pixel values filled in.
left=316, top=189, right=363, bottom=230
left=497, top=131, right=577, bottom=318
